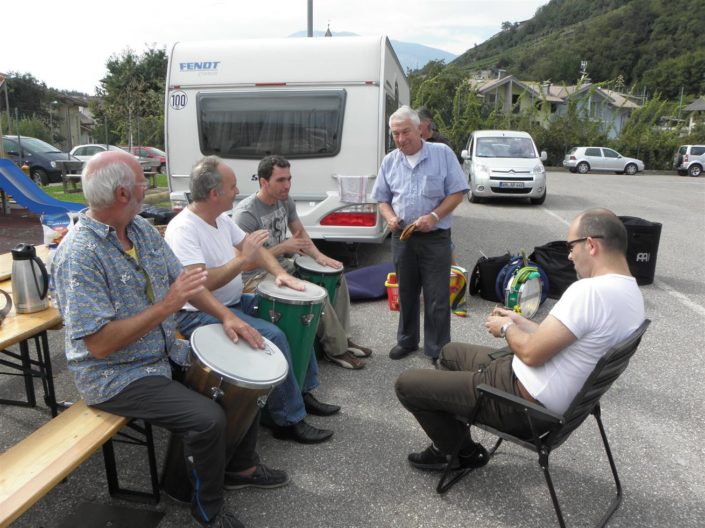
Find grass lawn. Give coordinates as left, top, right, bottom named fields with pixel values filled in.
left=43, top=174, right=169, bottom=206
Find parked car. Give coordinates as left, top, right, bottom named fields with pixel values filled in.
left=460, top=130, right=547, bottom=204
left=124, top=146, right=166, bottom=173
left=1, top=135, right=78, bottom=186
left=70, top=144, right=126, bottom=162
left=673, top=144, right=704, bottom=177
left=563, top=147, right=644, bottom=175
left=70, top=144, right=155, bottom=172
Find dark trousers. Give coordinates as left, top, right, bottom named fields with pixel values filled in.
left=93, top=375, right=259, bottom=523
left=395, top=342, right=531, bottom=454
left=392, top=229, right=452, bottom=358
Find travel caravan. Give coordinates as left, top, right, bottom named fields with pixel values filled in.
left=165, top=36, right=409, bottom=243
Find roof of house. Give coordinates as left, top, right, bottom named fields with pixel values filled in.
left=468, top=75, right=641, bottom=109
left=684, top=98, right=705, bottom=112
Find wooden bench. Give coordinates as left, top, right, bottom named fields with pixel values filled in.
left=55, top=160, right=85, bottom=194
left=0, top=400, right=160, bottom=527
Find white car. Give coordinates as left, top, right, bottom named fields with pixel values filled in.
left=70, top=144, right=125, bottom=162
left=563, top=147, right=644, bottom=175
left=461, top=130, right=548, bottom=205
left=70, top=144, right=157, bottom=172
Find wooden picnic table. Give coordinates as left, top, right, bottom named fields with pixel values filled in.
left=54, top=160, right=84, bottom=194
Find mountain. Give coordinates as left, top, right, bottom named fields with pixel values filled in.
left=288, top=31, right=456, bottom=73
left=450, top=0, right=704, bottom=98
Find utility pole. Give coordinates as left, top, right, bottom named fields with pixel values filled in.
left=307, top=0, right=313, bottom=37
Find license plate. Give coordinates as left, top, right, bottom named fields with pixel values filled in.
left=499, top=181, right=524, bottom=189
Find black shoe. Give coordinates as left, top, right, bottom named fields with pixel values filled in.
left=458, top=443, right=490, bottom=470
left=272, top=419, right=334, bottom=444
left=192, top=508, right=244, bottom=528
left=224, top=463, right=290, bottom=490
left=389, top=344, right=417, bottom=360
left=408, top=444, right=448, bottom=471
left=303, top=392, right=341, bottom=416
left=408, top=443, right=489, bottom=471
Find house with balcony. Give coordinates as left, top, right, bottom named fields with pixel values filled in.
left=467, top=73, right=641, bottom=138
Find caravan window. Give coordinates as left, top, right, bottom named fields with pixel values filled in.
left=198, top=90, right=345, bottom=159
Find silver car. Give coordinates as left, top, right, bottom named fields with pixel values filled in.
left=673, top=145, right=704, bottom=177
left=563, top=146, right=645, bottom=175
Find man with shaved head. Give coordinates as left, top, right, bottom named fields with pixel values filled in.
left=396, top=208, right=645, bottom=473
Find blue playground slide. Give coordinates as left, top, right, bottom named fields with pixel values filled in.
left=0, top=159, right=84, bottom=214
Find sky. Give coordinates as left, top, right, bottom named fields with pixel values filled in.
left=2, top=0, right=549, bottom=95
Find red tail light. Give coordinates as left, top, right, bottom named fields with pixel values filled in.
left=321, top=212, right=376, bottom=227
left=569, top=155, right=576, bottom=160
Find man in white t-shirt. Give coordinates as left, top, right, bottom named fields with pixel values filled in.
left=396, top=208, right=645, bottom=471
left=165, top=156, right=340, bottom=445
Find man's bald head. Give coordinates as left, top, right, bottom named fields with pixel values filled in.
left=82, top=150, right=143, bottom=209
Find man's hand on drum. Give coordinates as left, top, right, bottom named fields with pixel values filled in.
left=314, top=254, right=342, bottom=270
left=274, top=272, right=305, bottom=291
left=162, top=268, right=208, bottom=313
left=222, top=313, right=265, bottom=349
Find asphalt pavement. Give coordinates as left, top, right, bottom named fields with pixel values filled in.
left=1, top=171, right=704, bottom=527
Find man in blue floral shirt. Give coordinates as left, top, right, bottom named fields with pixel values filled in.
left=54, top=150, right=286, bottom=528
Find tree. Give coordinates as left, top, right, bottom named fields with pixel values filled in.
left=93, top=46, right=167, bottom=147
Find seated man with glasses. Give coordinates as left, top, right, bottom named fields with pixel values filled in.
left=395, top=208, right=645, bottom=471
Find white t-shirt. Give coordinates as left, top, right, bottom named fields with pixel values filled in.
left=164, top=208, right=246, bottom=311
left=513, top=274, right=644, bottom=414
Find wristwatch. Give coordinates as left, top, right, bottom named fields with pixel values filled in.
left=499, top=321, right=514, bottom=338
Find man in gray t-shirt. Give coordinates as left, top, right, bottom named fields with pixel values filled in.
left=233, top=155, right=373, bottom=370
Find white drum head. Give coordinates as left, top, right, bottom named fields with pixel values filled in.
left=190, top=324, right=288, bottom=389
left=256, top=277, right=327, bottom=304
left=294, top=254, right=342, bottom=275
left=517, top=276, right=542, bottom=318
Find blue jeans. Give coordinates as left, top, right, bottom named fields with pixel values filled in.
left=177, top=294, right=318, bottom=427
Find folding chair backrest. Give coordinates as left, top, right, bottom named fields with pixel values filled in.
left=545, top=319, right=650, bottom=448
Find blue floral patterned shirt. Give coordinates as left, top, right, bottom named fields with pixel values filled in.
left=54, top=211, right=189, bottom=404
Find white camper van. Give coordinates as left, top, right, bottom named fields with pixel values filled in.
left=165, top=36, right=409, bottom=243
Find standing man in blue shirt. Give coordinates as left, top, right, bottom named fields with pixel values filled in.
left=54, top=150, right=287, bottom=528
left=371, top=106, right=468, bottom=363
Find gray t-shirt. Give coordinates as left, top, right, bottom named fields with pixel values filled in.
left=233, top=193, right=299, bottom=281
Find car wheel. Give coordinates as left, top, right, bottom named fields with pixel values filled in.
left=31, top=168, right=49, bottom=186
left=577, top=162, right=590, bottom=174
left=624, top=163, right=638, bottom=175
left=530, top=191, right=547, bottom=205
left=688, top=164, right=702, bottom=177
left=467, top=191, right=482, bottom=203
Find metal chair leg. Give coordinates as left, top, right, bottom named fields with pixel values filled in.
left=538, top=447, right=566, bottom=528
left=593, top=406, right=623, bottom=527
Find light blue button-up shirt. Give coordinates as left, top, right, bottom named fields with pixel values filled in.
left=54, top=211, right=189, bottom=405
left=371, top=141, right=468, bottom=230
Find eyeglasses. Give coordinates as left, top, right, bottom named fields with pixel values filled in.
left=132, top=181, right=149, bottom=190
left=566, top=235, right=604, bottom=252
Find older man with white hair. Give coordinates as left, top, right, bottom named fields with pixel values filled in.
left=371, top=105, right=468, bottom=364
left=53, top=150, right=286, bottom=528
